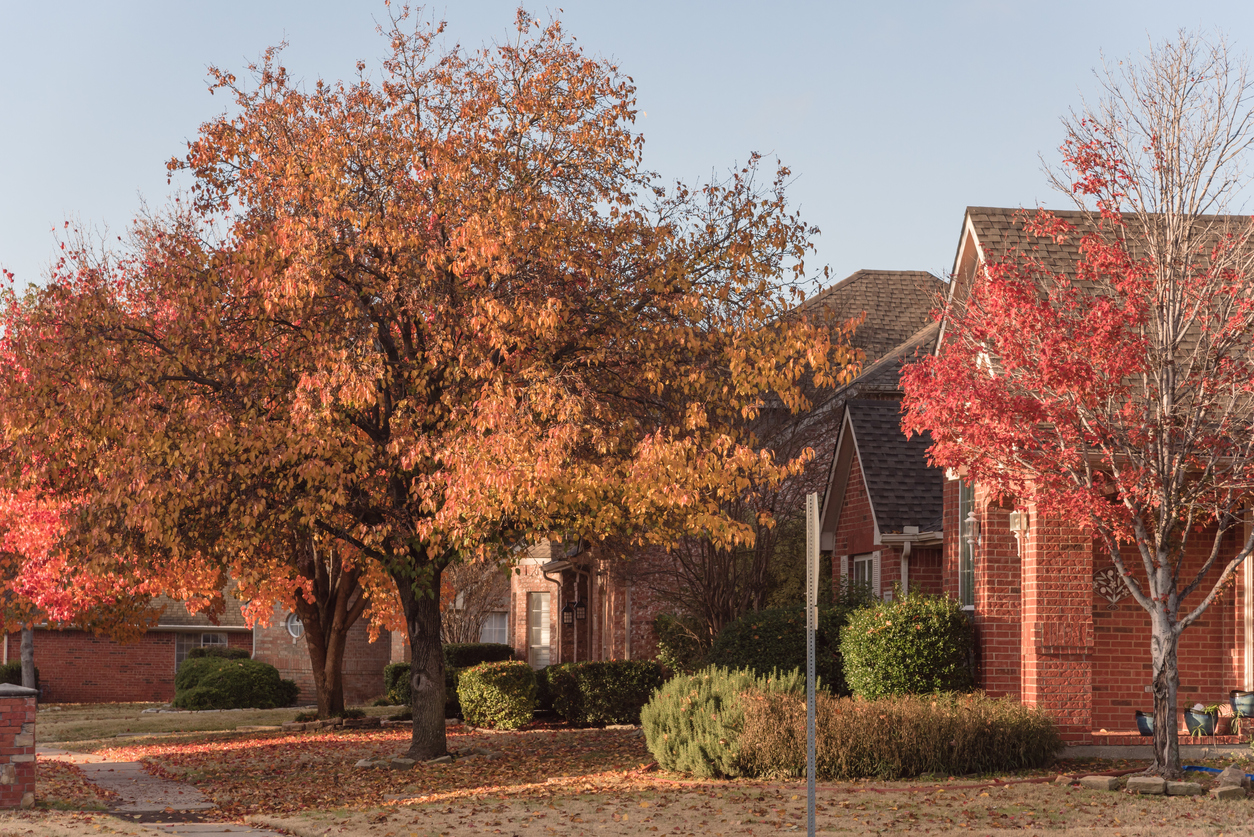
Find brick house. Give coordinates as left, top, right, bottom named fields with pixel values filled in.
left=916, top=207, right=1251, bottom=742
left=507, top=269, right=944, bottom=667
left=14, top=593, right=391, bottom=705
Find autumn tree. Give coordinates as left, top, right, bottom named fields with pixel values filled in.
left=439, top=558, right=509, bottom=645
left=902, top=33, right=1254, bottom=777
left=4, top=9, right=853, bottom=760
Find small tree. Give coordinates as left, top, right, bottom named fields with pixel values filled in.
left=902, top=33, right=1254, bottom=777
left=439, top=558, right=509, bottom=645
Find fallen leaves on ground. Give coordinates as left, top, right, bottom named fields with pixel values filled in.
left=94, top=726, right=653, bottom=817
left=36, top=760, right=119, bottom=810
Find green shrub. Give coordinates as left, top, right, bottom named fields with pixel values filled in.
left=388, top=645, right=517, bottom=719
left=640, top=665, right=805, bottom=778
left=173, top=659, right=299, bottom=710
left=840, top=592, right=974, bottom=699
left=653, top=614, right=705, bottom=675
left=0, top=662, right=38, bottom=690
left=737, top=690, right=1062, bottom=780
left=457, top=661, right=536, bottom=730
left=535, top=666, right=554, bottom=712
left=186, top=646, right=250, bottom=661
left=547, top=660, right=665, bottom=726
left=384, top=662, right=411, bottom=706
left=443, top=643, right=515, bottom=669
left=705, top=603, right=860, bottom=694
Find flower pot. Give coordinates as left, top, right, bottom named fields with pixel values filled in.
left=1184, top=708, right=1217, bottom=736
left=1230, top=690, right=1254, bottom=718
left=1135, top=710, right=1154, bottom=736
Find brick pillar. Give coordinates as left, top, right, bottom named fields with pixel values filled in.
left=0, top=685, right=36, bottom=809
left=1019, top=508, right=1093, bottom=743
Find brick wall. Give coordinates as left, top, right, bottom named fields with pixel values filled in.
left=254, top=609, right=392, bottom=706
left=975, top=501, right=1021, bottom=700
left=12, top=629, right=249, bottom=704
left=0, top=688, right=34, bottom=809
left=909, top=546, right=944, bottom=594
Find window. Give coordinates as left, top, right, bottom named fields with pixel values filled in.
left=526, top=592, right=551, bottom=669
left=175, top=632, right=229, bottom=668
left=959, top=480, right=975, bottom=609
left=480, top=611, right=508, bottom=645
left=852, top=554, right=874, bottom=587
left=285, top=613, right=305, bottom=639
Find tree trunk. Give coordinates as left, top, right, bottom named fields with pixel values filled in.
left=1149, top=611, right=1181, bottom=778
left=395, top=563, right=447, bottom=761
left=19, top=626, right=34, bottom=693
left=292, top=537, right=367, bottom=718
left=298, top=610, right=347, bottom=718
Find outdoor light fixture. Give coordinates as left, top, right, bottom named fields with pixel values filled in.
left=963, top=510, right=980, bottom=547
left=561, top=602, right=575, bottom=626
left=574, top=600, right=587, bottom=621
left=1008, top=510, right=1028, bottom=553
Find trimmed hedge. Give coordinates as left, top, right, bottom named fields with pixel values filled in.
left=0, top=662, right=38, bottom=690
left=385, top=643, right=516, bottom=717
left=705, top=604, right=859, bottom=694
left=173, top=658, right=299, bottom=710
left=737, top=690, right=1062, bottom=779
left=640, top=665, right=805, bottom=778
left=186, top=646, right=250, bottom=661
left=839, top=593, right=974, bottom=699
left=535, top=666, right=554, bottom=712
left=547, top=660, right=665, bottom=726
left=457, top=661, right=536, bottom=729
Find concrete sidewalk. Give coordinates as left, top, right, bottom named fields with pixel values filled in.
left=39, top=747, right=284, bottom=837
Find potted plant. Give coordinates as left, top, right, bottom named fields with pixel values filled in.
left=1134, top=710, right=1154, bottom=736
left=1184, top=703, right=1222, bottom=737
left=1230, top=689, right=1254, bottom=718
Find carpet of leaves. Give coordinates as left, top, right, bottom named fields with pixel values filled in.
left=94, top=726, right=654, bottom=817
left=36, top=760, right=120, bottom=810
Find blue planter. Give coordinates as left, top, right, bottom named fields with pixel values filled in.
left=1184, top=708, right=1217, bottom=736
left=1135, top=710, right=1154, bottom=736
left=1231, top=690, right=1254, bottom=718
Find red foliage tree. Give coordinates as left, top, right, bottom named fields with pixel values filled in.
left=902, top=34, right=1254, bottom=776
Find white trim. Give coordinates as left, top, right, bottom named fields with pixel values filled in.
left=1246, top=512, right=1253, bottom=690
left=839, top=554, right=849, bottom=582
left=872, top=550, right=882, bottom=598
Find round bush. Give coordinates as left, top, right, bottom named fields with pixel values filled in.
left=173, top=658, right=299, bottom=710
left=548, top=660, right=665, bottom=726
left=705, top=604, right=857, bottom=694
left=839, top=592, right=974, bottom=699
left=640, top=665, right=804, bottom=778
left=457, top=661, right=536, bottom=729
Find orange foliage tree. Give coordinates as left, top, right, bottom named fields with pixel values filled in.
left=2, top=10, right=856, bottom=758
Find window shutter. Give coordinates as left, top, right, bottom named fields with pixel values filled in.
left=839, top=554, right=849, bottom=581
left=872, top=551, right=881, bottom=598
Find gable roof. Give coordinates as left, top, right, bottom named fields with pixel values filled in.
left=807, top=269, right=945, bottom=365
left=845, top=399, right=944, bottom=535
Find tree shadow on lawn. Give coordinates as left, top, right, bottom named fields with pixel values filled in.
left=89, top=726, right=653, bottom=818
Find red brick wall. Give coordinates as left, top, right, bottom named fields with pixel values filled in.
left=909, top=546, right=944, bottom=594
left=1089, top=527, right=1243, bottom=733
left=0, top=693, right=35, bottom=809
left=11, top=629, right=251, bottom=704
left=974, top=501, right=1021, bottom=700
left=254, top=610, right=393, bottom=706
left=830, top=453, right=877, bottom=561
left=511, top=560, right=560, bottom=666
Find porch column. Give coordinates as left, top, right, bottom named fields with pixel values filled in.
left=1019, top=505, right=1094, bottom=743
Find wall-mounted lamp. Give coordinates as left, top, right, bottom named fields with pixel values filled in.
left=963, top=510, right=980, bottom=547
left=561, top=602, right=575, bottom=626
left=1008, top=510, right=1028, bottom=553
left=574, top=600, right=587, bottom=621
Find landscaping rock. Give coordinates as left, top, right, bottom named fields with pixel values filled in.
left=390, top=758, right=416, bottom=771
left=354, top=758, right=388, bottom=769
left=1212, top=785, right=1246, bottom=801
left=1166, top=781, right=1204, bottom=796
left=425, top=755, right=453, bottom=765
left=1079, top=775, right=1121, bottom=791
left=1054, top=774, right=1074, bottom=786
left=1126, top=776, right=1167, bottom=795
left=1218, top=765, right=1251, bottom=789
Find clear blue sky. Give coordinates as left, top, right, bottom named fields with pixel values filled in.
left=3, top=1, right=1253, bottom=293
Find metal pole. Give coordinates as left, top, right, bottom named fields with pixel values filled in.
left=805, top=492, right=819, bottom=837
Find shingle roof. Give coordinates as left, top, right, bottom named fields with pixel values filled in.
left=846, top=399, right=944, bottom=535
left=153, top=591, right=249, bottom=629
left=806, top=270, right=945, bottom=365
